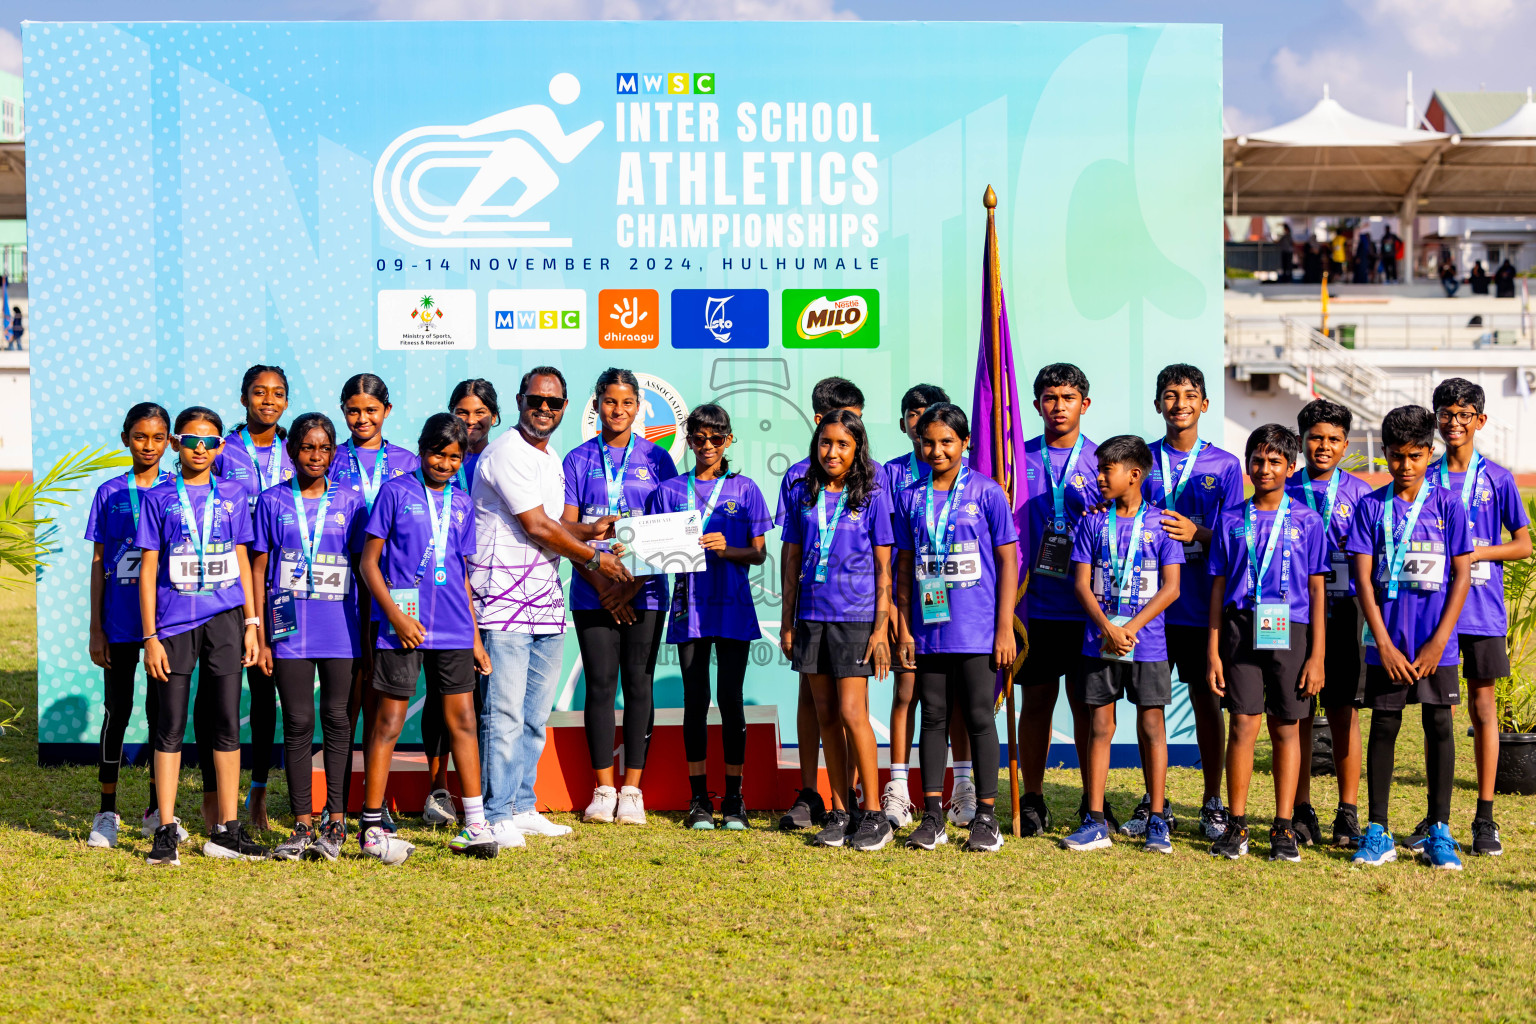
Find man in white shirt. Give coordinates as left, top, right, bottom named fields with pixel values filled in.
left=471, top=366, right=631, bottom=845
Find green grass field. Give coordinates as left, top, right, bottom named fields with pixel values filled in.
left=3, top=579, right=1535, bottom=1023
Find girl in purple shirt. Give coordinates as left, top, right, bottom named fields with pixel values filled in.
left=252, top=413, right=369, bottom=863
left=136, top=407, right=263, bottom=866
left=84, top=402, right=172, bottom=850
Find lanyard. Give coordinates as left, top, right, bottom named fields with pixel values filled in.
left=1245, top=496, right=1292, bottom=603
left=601, top=435, right=639, bottom=516
left=924, top=469, right=968, bottom=566
left=1299, top=469, right=1342, bottom=540
left=813, top=487, right=850, bottom=581
left=241, top=428, right=283, bottom=494
left=1437, top=453, right=1481, bottom=534
left=686, top=471, right=724, bottom=523
left=174, top=475, right=218, bottom=584
left=907, top=452, right=923, bottom=486
left=1382, top=484, right=1431, bottom=600
left=1101, top=503, right=1148, bottom=616
left=125, top=472, right=153, bottom=530
left=1040, top=435, right=1085, bottom=532
left=413, top=471, right=454, bottom=586
left=349, top=440, right=389, bottom=511
left=289, top=479, right=332, bottom=592
left=1157, top=439, right=1206, bottom=509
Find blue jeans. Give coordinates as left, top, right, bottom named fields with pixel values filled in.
left=478, top=629, right=564, bottom=824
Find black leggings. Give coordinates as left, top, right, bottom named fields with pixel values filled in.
left=1366, top=705, right=1455, bottom=827
left=273, top=658, right=354, bottom=817
left=679, top=638, right=750, bottom=765
left=196, top=664, right=274, bottom=795
left=574, top=609, right=663, bottom=772
left=917, top=653, right=999, bottom=802
left=100, top=642, right=158, bottom=788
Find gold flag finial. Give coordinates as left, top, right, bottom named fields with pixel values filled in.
left=983, top=184, right=997, bottom=209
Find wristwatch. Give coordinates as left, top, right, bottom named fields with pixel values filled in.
left=584, top=549, right=602, bottom=572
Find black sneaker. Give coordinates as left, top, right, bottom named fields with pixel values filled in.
left=778, top=787, right=825, bottom=831
left=1121, top=794, right=1152, bottom=837
left=1018, top=795, right=1049, bottom=837
left=1200, top=797, right=1229, bottom=840
left=814, top=809, right=852, bottom=847
left=906, top=811, right=948, bottom=850
left=271, top=821, right=315, bottom=861
left=1209, top=823, right=1249, bottom=859
left=305, top=819, right=345, bottom=862
left=685, top=796, right=716, bottom=831
left=849, top=809, right=895, bottom=851
left=203, top=820, right=269, bottom=861
left=146, top=821, right=180, bottom=867
left=1331, top=804, right=1361, bottom=848
left=1292, top=803, right=1321, bottom=847
left=1404, top=816, right=1435, bottom=854
left=1268, top=825, right=1302, bottom=863
left=845, top=806, right=864, bottom=839
left=720, top=795, right=749, bottom=831
left=1471, top=817, right=1503, bottom=857
left=964, top=809, right=1003, bottom=852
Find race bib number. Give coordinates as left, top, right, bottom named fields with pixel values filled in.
left=277, top=550, right=352, bottom=601
left=916, top=540, right=984, bottom=586
left=1091, top=565, right=1159, bottom=602
left=1325, top=550, right=1350, bottom=595
left=1182, top=514, right=1205, bottom=561
left=1378, top=541, right=1446, bottom=592
left=166, top=540, right=238, bottom=593
left=113, top=548, right=143, bottom=583
left=1471, top=540, right=1492, bottom=586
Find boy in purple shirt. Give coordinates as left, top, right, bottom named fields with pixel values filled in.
left=1346, top=405, right=1474, bottom=870
left=1286, top=400, right=1374, bottom=849
left=1016, top=363, right=1102, bottom=837
left=1144, top=363, right=1245, bottom=840
left=1207, top=425, right=1329, bottom=863
left=1063, top=435, right=1183, bottom=855
left=1429, top=378, right=1531, bottom=856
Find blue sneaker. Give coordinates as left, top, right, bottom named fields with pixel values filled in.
left=1351, top=823, right=1397, bottom=867
left=1419, top=822, right=1463, bottom=871
left=1061, top=815, right=1112, bottom=852
left=1144, top=813, right=1172, bottom=854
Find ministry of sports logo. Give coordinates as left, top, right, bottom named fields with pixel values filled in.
left=373, top=72, right=603, bottom=249
left=581, top=373, right=690, bottom=468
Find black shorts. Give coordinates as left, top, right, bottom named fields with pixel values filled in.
left=1218, top=610, right=1313, bottom=720
left=1319, top=598, right=1366, bottom=710
left=1363, top=663, right=1461, bottom=710
left=1165, top=623, right=1212, bottom=693
left=371, top=647, right=477, bottom=699
left=1460, top=633, right=1509, bottom=681
left=159, top=606, right=245, bottom=677
left=791, top=620, right=875, bottom=678
left=1076, top=657, right=1172, bottom=707
left=1019, top=618, right=1086, bottom=688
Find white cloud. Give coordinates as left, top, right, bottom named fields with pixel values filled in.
left=369, top=0, right=855, bottom=18
left=1223, top=105, right=1265, bottom=135
left=1270, top=45, right=1409, bottom=125
left=0, top=29, right=20, bottom=77
left=1358, top=0, right=1517, bottom=58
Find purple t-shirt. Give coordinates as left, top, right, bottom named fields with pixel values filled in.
left=774, top=456, right=813, bottom=527
left=563, top=436, right=679, bottom=612
left=133, top=476, right=254, bottom=639
left=214, top=430, right=295, bottom=512
left=1208, top=502, right=1330, bottom=624
left=252, top=482, right=369, bottom=660
left=1430, top=455, right=1530, bottom=637
left=365, top=474, right=478, bottom=651
left=1020, top=435, right=1101, bottom=623
left=781, top=477, right=895, bottom=622
left=1285, top=467, right=1374, bottom=599
left=456, top=450, right=482, bottom=492
left=1070, top=503, right=1185, bottom=662
left=328, top=441, right=420, bottom=506
left=893, top=471, right=1019, bottom=655
left=647, top=472, right=772, bottom=643
left=881, top=451, right=931, bottom=495
left=1143, top=438, right=1244, bottom=629
left=1344, top=484, right=1474, bottom=667
left=84, top=472, right=173, bottom=644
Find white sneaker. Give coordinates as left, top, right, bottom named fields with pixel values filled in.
left=422, top=789, right=458, bottom=827
left=583, top=785, right=618, bottom=823
left=947, top=777, right=978, bottom=827
left=488, top=820, right=526, bottom=849
left=881, top=780, right=914, bottom=828
left=361, top=825, right=415, bottom=866
left=615, top=786, right=647, bottom=825
left=141, top=809, right=189, bottom=842
left=510, top=809, right=573, bottom=837
left=88, top=811, right=120, bottom=848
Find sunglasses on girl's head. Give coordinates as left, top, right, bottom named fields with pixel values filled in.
left=176, top=434, right=221, bottom=452
left=521, top=394, right=568, bottom=411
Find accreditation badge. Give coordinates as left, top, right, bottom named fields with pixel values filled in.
left=917, top=576, right=951, bottom=625
left=1103, top=614, right=1134, bottom=664
left=269, top=591, right=298, bottom=640
left=1033, top=525, right=1072, bottom=579
left=1254, top=603, right=1290, bottom=650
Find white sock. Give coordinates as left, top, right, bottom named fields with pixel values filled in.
left=462, top=795, right=485, bottom=827
left=890, top=763, right=910, bottom=783
left=953, top=761, right=973, bottom=781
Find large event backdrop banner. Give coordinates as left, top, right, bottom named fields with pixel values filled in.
left=26, top=20, right=1222, bottom=767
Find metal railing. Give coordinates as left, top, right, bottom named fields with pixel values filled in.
left=1227, top=311, right=1533, bottom=350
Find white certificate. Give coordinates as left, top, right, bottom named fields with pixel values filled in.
left=611, top=510, right=704, bottom=577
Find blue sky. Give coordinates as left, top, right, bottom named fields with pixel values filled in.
left=1, top=0, right=1531, bottom=131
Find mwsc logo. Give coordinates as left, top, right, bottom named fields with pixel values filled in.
left=616, top=73, right=715, bottom=95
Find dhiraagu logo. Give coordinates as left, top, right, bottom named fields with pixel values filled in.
left=782, top=289, right=879, bottom=348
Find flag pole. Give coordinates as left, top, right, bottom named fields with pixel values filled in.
left=984, top=184, right=1023, bottom=837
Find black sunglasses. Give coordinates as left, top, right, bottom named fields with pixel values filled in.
left=521, top=394, right=568, bottom=411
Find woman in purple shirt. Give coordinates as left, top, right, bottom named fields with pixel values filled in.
left=563, top=368, right=678, bottom=827
left=252, top=413, right=370, bottom=863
